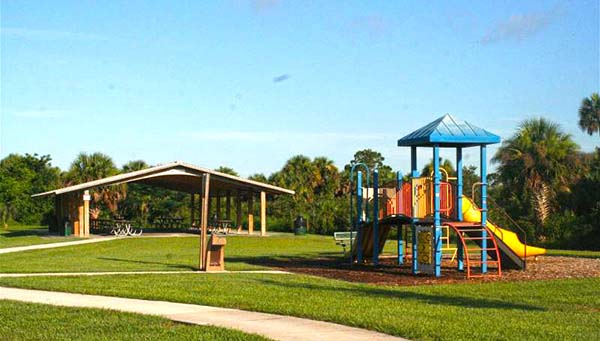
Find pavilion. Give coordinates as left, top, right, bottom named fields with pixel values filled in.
left=32, top=161, right=294, bottom=270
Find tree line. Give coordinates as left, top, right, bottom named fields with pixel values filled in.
left=1, top=93, right=599, bottom=249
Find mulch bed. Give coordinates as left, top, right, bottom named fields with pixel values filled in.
left=264, top=256, right=600, bottom=286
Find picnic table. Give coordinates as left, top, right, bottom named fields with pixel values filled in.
left=152, top=216, right=184, bottom=229
left=210, top=219, right=233, bottom=234
left=90, top=218, right=142, bottom=236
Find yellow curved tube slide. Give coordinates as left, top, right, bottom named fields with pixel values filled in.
left=461, top=197, right=546, bottom=257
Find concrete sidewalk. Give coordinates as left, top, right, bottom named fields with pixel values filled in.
left=0, top=286, right=404, bottom=341
left=0, top=236, right=117, bottom=255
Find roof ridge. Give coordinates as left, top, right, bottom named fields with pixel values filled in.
left=397, top=114, right=501, bottom=147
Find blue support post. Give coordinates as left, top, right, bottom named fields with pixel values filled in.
left=396, top=170, right=404, bottom=265
left=456, top=147, right=464, bottom=271
left=411, top=146, right=419, bottom=274
left=433, top=145, right=442, bottom=277
left=480, top=145, right=488, bottom=274
left=356, top=171, right=364, bottom=264
left=373, top=169, right=379, bottom=265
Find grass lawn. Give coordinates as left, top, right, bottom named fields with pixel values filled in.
left=2, top=233, right=599, bottom=339
left=0, top=233, right=350, bottom=273
left=0, top=225, right=80, bottom=249
left=546, top=249, right=600, bottom=258
left=0, top=299, right=267, bottom=340
left=0, top=274, right=598, bottom=340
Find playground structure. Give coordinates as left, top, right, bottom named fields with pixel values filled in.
left=350, top=114, right=546, bottom=278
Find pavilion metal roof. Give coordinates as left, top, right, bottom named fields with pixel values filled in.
left=397, top=114, right=501, bottom=147
left=32, top=161, right=294, bottom=197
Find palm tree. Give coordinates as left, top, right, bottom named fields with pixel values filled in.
left=122, top=160, right=149, bottom=173
left=312, top=157, right=339, bottom=196
left=420, top=158, right=456, bottom=178
left=578, top=93, right=600, bottom=136
left=492, top=118, right=579, bottom=224
left=65, top=152, right=119, bottom=184
left=215, top=166, right=238, bottom=176
left=65, top=152, right=125, bottom=217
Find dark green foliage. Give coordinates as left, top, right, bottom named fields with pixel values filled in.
left=3, top=118, right=599, bottom=249
left=0, top=154, right=60, bottom=226
left=269, top=155, right=346, bottom=234
left=491, top=118, right=580, bottom=240
left=215, top=166, right=239, bottom=176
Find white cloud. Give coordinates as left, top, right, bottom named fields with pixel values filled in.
left=479, top=10, right=559, bottom=45
left=1, top=27, right=108, bottom=41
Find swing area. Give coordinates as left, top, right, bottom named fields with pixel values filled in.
left=348, top=115, right=546, bottom=279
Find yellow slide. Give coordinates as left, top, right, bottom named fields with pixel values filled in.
left=462, top=197, right=546, bottom=258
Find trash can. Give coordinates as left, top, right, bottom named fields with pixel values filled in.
left=63, top=220, right=72, bottom=236
left=294, top=216, right=307, bottom=235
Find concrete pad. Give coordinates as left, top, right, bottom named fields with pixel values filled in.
left=0, top=286, right=405, bottom=341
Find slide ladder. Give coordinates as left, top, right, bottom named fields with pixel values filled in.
left=445, top=222, right=502, bottom=278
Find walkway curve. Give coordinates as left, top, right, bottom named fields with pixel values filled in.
left=0, top=236, right=117, bottom=254
left=0, top=286, right=405, bottom=341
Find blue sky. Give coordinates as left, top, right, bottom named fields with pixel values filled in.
left=1, top=1, right=598, bottom=176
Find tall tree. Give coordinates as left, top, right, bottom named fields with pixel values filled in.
left=122, top=160, right=149, bottom=173
left=120, top=160, right=150, bottom=223
left=65, top=152, right=119, bottom=184
left=215, top=166, right=238, bottom=176
left=65, top=152, right=124, bottom=217
left=343, top=149, right=395, bottom=191
left=578, top=93, right=600, bottom=136
left=420, top=158, right=456, bottom=178
left=0, top=154, right=60, bottom=226
left=492, top=118, right=579, bottom=225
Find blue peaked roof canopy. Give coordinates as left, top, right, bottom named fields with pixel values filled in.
left=397, top=114, right=501, bottom=147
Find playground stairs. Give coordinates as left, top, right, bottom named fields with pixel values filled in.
left=444, top=222, right=502, bottom=279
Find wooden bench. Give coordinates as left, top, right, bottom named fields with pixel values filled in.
left=333, top=231, right=357, bottom=253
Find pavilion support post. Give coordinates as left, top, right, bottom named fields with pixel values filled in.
left=77, top=196, right=84, bottom=237
left=216, top=194, right=221, bottom=221
left=69, top=194, right=79, bottom=237
left=200, top=174, right=211, bottom=271
left=83, top=190, right=90, bottom=237
left=198, top=194, right=203, bottom=230
left=236, top=191, right=242, bottom=231
left=190, top=193, right=195, bottom=228
left=57, top=194, right=64, bottom=235
left=260, top=191, right=267, bottom=237
left=248, top=193, right=254, bottom=235
left=226, top=191, right=231, bottom=220
left=198, top=194, right=202, bottom=225
left=53, top=195, right=60, bottom=234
